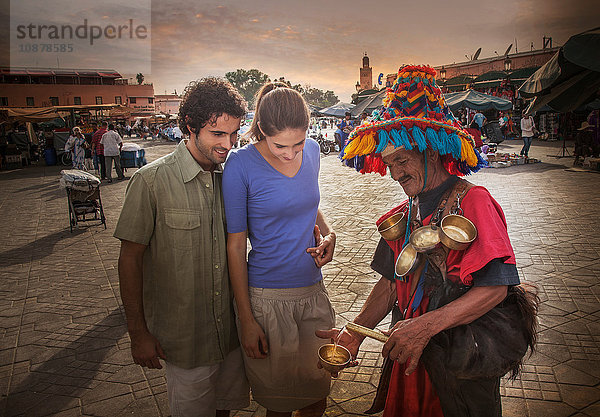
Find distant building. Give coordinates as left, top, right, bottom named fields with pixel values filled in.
left=358, top=53, right=373, bottom=91
left=0, top=67, right=155, bottom=117
left=434, top=46, right=559, bottom=81
left=155, top=94, right=182, bottom=116
left=385, top=73, right=396, bottom=88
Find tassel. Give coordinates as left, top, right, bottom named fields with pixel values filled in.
left=460, top=136, right=478, bottom=166
left=425, top=128, right=439, bottom=151
left=378, top=130, right=391, bottom=153
left=400, top=126, right=413, bottom=150
left=363, top=133, right=377, bottom=155
left=390, top=129, right=403, bottom=148
left=342, top=136, right=361, bottom=159
left=449, top=133, right=462, bottom=160
left=438, top=128, right=450, bottom=155
left=411, top=126, right=427, bottom=151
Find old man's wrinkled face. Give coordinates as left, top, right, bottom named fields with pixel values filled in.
left=382, top=148, right=427, bottom=197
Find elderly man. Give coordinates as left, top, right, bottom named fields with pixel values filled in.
left=318, top=65, right=538, bottom=417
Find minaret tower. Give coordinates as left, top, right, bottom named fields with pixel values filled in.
left=359, top=52, right=373, bottom=91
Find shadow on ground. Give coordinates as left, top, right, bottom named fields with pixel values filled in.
left=3, top=309, right=127, bottom=417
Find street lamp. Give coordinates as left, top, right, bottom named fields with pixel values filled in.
left=504, top=58, right=512, bottom=72
left=355, top=81, right=361, bottom=92
left=440, top=67, right=446, bottom=80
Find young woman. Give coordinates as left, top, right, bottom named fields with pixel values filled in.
left=223, top=83, right=336, bottom=417
left=520, top=113, right=536, bottom=158
left=65, top=126, right=87, bottom=170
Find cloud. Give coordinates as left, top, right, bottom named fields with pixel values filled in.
left=140, top=0, right=598, bottom=102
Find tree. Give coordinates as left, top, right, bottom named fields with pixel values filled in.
left=303, top=87, right=338, bottom=108
left=225, top=69, right=269, bottom=107
left=136, top=73, right=144, bottom=85
left=224, top=69, right=338, bottom=109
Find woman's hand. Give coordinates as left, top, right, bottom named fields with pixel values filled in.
left=240, top=318, right=269, bottom=359
left=307, top=225, right=336, bottom=268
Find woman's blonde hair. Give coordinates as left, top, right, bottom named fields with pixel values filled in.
left=247, top=82, right=310, bottom=142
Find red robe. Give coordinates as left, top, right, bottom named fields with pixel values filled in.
left=376, top=186, right=516, bottom=417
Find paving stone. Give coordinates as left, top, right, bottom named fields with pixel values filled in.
left=2, top=139, right=600, bottom=416
left=558, top=384, right=600, bottom=409
left=553, top=363, right=600, bottom=386
left=80, top=381, right=132, bottom=405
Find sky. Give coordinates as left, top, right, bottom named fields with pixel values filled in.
left=3, top=0, right=599, bottom=103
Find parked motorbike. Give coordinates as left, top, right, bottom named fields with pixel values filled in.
left=311, top=133, right=337, bottom=155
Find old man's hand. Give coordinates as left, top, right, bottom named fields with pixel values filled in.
left=382, top=316, right=435, bottom=375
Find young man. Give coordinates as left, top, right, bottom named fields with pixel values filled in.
left=100, top=124, right=124, bottom=182
left=115, top=78, right=250, bottom=417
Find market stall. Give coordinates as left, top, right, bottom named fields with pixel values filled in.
left=443, top=89, right=513, bottom=112
left=318, top=102, right=355, bottom=117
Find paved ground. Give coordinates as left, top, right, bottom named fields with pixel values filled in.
left=1, top=137, right=599, bottom=417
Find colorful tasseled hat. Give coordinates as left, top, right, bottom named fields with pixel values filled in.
left=342, top=64, right=486, bottom=176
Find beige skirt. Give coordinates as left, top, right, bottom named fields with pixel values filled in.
left=237, top=280, right=336, bottom=412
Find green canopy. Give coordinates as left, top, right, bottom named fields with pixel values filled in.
left=350, top=90, right=386, bottom=116
left=519, top=27, right=600, bottom=113
left=473, top=71, right=507, bottom=82
left=318, top=102, right=355, bottom=117
left=508, top=67, right=540, bottom=84
left=444, top=89, right=513, bottom=111
left=439, top=74, right=474, bottom=92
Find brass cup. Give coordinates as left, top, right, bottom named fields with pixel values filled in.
left=318, top=344, right=351, bottom=374
left=440, top=214, right=477, bottom=251
left=395, top=244, right=420, bottom=277
left=377, top=212, right=407, bottom=241
left=409, top=225, right=441, bottom=252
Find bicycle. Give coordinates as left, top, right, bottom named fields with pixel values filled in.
left=57, top=150, right=72, bottom=166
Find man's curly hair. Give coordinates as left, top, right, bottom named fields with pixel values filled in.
left=178, top=77, right=247, bottom=136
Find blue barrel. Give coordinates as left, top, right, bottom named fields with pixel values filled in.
left=44, top=148, right=57, bottom=166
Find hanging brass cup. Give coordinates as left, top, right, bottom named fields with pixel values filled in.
left=377, top=212, right=407, bottom=241
left=395, top=244, right=421, bottom=277
left=409, top=225, right=441, bottom=252
left=439, top=214, right=477, bottom=251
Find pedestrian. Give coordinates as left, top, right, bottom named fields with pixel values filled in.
left=520, top=113, right=536, bottom=158
left=92, top=122, right=108, bottom=179
left=472, top=110, right=486, bottom=133
left=114, top=77, right=250, bottom=417
left=223, top=83, right=337, bottom=417
left=89, top=122, right=99, bottom=173
left=64, top=126, right=86, bottom=170
left=319, top=64, right=538, bottom=417
left=100, top=124, right=124, bottom=182
left=83, top=132, right=94, bottom=172
left=336, top=111, right=354, bottom=155
left=587, top=109, right=599, bottom=148
left=498, top=112, right=509, bottom=139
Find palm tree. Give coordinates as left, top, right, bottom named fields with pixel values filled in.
left=136, top=73, right=144, bottom=85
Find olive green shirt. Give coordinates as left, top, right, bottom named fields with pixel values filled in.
left=114, top=140, right=238, bottom=369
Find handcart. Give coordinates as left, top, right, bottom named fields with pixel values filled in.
left=60, top=170, right=106, bottom=232
left=120, top=143, right=147, bottom=172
